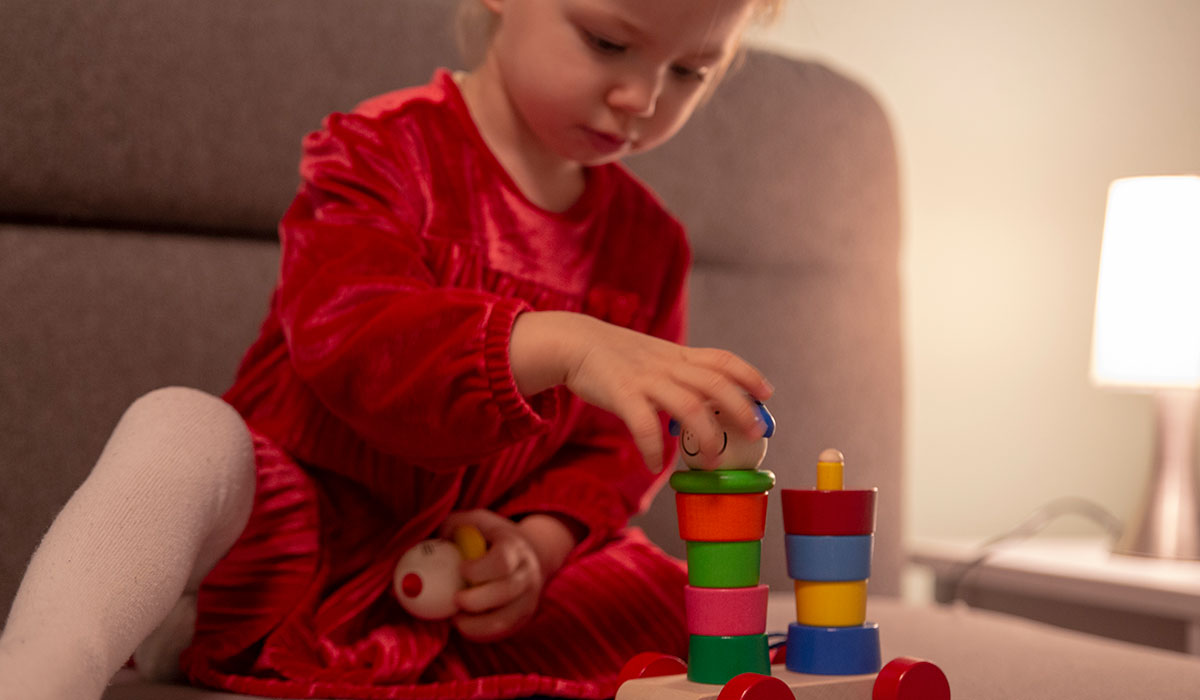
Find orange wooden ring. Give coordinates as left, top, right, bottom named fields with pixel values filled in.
left=676, top=492, right=768, bottom=541
left=781, top=488, right=877, bottom=536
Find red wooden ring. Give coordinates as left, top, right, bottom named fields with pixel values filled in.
left=676, top=492, right=768, bottom=541
left=781, top=488, right=877, bottom=535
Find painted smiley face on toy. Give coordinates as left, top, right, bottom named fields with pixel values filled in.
left=669, top=401, right=775, bottom=470
left=678, top=420, right=724, bottom=460
left=393, top=539, right=466, bottom=620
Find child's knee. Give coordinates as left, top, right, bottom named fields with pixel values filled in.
left=106, top=387, right=255, bottom=497
left=111, top=388, right=257, bottom=581
left=123, top=386, right=251, bottom=456
left=125, top=385, right=246, bottom=434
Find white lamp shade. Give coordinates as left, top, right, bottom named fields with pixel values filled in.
left=1091, top=175, right=1200, bottom=389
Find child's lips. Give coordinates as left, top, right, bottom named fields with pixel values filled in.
left=582, top=126, right=629, bottom=153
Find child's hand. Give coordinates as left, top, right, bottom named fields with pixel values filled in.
left=441, top=510, right=576, bottom=642
left=510, top=311, right=773, bottom=471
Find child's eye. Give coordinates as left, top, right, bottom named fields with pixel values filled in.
left=583, top=30, right=627, bottom=55
left=671, top=64, right=709, bottom=82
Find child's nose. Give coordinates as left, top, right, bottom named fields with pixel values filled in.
left=608, top=70, right=662, bottom=118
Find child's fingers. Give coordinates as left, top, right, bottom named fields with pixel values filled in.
left=451, top=552, right=539, bottom=641
left=441, top=509, right=514, bottom=554
left=612, top=398, right=666, bottom=472
left=669, top=364, right=767, bottom=440
left=461, top=536, right=526, bottom=586
left=683, top=346, right=773, bottom=401
left=645, top=384, right=725, bottom=467
left=439, top=510, right=526, bottom=585
left=454, top=565, right=533, bottom=614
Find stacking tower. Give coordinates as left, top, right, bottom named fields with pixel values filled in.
left=780, top=448, right=881, bottom=675
left=667, top=403, right=775, bottom=685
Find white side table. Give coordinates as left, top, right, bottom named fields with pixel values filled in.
left=909, top=536, right=1200, bottom=655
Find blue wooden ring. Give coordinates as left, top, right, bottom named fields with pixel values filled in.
left=784, top=622, right=881, bottom=675
left=785, top=534, right=873, bottom=581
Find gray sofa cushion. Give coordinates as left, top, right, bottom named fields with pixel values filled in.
left=0, top=0, right=455, bottom=233
left=0, top=227, right=278, bottom=622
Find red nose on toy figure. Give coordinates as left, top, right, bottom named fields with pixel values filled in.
left=400, top=572, right=423, bottom=598
left=393, top=524, right=487, bottom=620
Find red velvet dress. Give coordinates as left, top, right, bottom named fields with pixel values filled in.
left=178, top=70, right=690, bottom=699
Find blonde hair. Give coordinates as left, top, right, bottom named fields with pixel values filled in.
left=455, top=1, right=499, bottom=69
left=750, top=0, right=785, bottom=26
left=455, top=0, right=785, bottom=68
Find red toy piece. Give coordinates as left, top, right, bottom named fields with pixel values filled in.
left=769, top=644, right=787, bottom=665
left=617, top=651, right=689, bottom=686
left=872, top=657, right=950, bottom=700
left=781, top=489, right=877, bottom=536
left=716, top=673, right=793, bottom=700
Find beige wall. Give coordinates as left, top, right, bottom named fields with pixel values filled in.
left=747, top=1, right=1200, bottom=544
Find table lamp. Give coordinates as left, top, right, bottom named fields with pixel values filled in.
left=1091, top=174, right=1200, bottom=560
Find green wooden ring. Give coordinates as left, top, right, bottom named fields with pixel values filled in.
left=669, top=469, right=776, bottom=494
left=686, top=540, right=761, bottom=588
left=687, top=634, right=771, bottom=685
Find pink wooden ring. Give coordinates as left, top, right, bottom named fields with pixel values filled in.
left=685, top=584, right=769, bottom=636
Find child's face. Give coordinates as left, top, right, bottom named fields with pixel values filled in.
left=480, top=0, right=756, bottom=167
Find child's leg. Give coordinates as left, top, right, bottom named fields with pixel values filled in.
left=0, top=387, right=255, bottom=700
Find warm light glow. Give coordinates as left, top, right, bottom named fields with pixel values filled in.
left=1091, top=175, right=1200, bottom=388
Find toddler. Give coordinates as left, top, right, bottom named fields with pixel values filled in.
left=0, top=0, right=782, bottom=698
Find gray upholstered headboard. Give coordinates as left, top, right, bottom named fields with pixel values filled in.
left=0, top=0, right=903, bottom=617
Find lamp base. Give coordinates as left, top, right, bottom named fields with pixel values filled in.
left=1112, top=389, right=1200, bottom=561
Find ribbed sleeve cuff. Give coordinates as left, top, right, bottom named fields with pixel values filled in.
left=483, top=300, right=562, bottom=438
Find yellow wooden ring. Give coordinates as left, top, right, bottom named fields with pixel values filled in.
left=793, top=580, right=867, bottom=627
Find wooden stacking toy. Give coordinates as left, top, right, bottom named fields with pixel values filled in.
left=668, top=401, right=776, bottom=685
left=781, top=449, right=881, bottom=675
left=615, top=442, right=950, bottom=700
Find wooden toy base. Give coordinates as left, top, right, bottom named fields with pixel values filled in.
left=614, top=663, right=876, bottom=700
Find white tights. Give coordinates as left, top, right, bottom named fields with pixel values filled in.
left=0, top=387, right=256, bottom=700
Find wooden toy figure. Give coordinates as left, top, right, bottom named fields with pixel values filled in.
left=392, top=524, right=487, bottom=621
left=671, top=401, right=776, bottom=471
